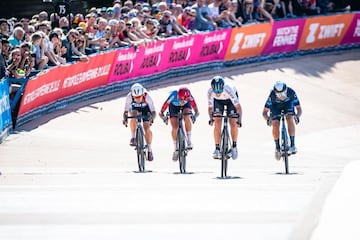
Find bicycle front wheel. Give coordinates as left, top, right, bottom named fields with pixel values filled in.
left=136, top=127, right=146, bottom=172
left=281, top=128, right=289, bottom=174
left=220, top=129, right=229, bottom=178
left=177, top=129, right=187, bottom=174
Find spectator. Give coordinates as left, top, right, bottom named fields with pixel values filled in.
left=30, top=32, right=48, bottom=70
left=0, top=40, right=6, bottom=79
left=8, top=27, right=25, bottom=49
left=59, top=16, right=70, bottom=34
left=301, top=0, right=320, bottom=15
left=227, top=0, right=243, bottom=26
left=142, top=19, right=163, bottom=41
left=38, top=11, right=49, bottom=22
left=158, top=10, right=189, bottom=37
left=0, top=18, right=10, bottom=39
left=192, top=0, right=217, bottom=31
left=24, top=25, right=35, bottom=42
left=1, top=38, right=10, bottom=62
left=61, top=29, right=89, bottom=63
left=253, top=0, right=274, bottom=23
left=48, top=31, right=66, bottom=65
left=209, top=0, right=236, bottom=28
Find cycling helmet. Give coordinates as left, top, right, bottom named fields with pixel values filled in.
left=178, top=87, right=191, bottom=101
left=211, top=76, right=225, bottom=94
left=273, top=81, right=287, bottom=93
left=131, top=83, right=145, bottom=97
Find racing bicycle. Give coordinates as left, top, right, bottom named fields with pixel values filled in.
left=270, top=111, right=295, bottom=174
left=124, top=111, right=150, bottom=172
left=211, top=106, right=239, bottom=178
left=164, top=108, right=195, bottom=174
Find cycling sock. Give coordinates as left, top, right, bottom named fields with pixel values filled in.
left=186, top=131, right=192, bottom=143
left=174, top=141, right=177, bottom=150
left=232, top=142, right=237, bottom=148
left=275, top=139, right=280, bottom=150
left=290, top=136, right=295, bottom=147
left=148, top=144, right=152, bottom=152
left=215, top=144, right=220, bottom=150
left=131, top=132, right=135, bottom=138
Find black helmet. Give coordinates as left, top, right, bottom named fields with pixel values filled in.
left=273, top=81, right=287, bottom=93
left=211, top=76, right=225, bottom=93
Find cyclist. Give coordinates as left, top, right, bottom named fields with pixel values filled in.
left=159, top=87, right=200, bottom=161
left=123, top=83, right=156, bottom=161
left=262, top=81, right=302, bottom=160
left=208, top=76, right=242, bottom=160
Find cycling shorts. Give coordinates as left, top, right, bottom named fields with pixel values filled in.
left=213, top=99, right=237, bottom=116
left=270, top=101, right=295, bottom=120
left=169, top=102, right=192, bottom=117
left=130, top=103, right=152, bottom=122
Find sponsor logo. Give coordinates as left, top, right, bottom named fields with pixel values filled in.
left=306, top=23, right=345, bottom=43
left=273, top=26, right=299, bottom=47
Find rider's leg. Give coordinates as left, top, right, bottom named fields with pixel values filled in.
left=143, top=121, right=152, bottom=151
left=184, top=114, right=192, bottom=145
left=170, top=117, right=179, bottom=150
left=272, top=120, right=281, bottom=150
left=229, top=118, right=238, bottom=146
left=286, top=116, right=295, bottom=147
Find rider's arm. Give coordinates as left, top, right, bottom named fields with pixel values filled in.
left=189, top=95, right=199, bottom=116
left=145, top=94, right=157, bottom=120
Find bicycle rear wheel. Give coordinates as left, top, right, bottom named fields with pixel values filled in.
left=177, top=129, right=186, bottom=174
left=281, top=129, right=289, bottom=174
left=136, top=127, right=146, bottom=172
left=220, top=130, right=229, bottom=178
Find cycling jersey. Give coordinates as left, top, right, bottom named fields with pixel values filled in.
left=124, top=91, right=156, bottom=121
left=160, top=90, right=198, bottom=113
left=208, top=84, right=240, bottom=106
left=264, top=87, right=300, bottom=117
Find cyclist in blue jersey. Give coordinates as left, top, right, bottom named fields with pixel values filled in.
left=159, top=87, right=200, bottom=161
left=123, top=83, right=157, bottom=161
left=262, top=81, right=302, bottom=160
left=208, top=76, right=242, bottom=160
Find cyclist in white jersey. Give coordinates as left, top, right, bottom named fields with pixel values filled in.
left=123, top=83, right=156, bottom=161
left=207, top=76, right=242, bottom=160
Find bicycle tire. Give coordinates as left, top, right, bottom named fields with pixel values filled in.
left=220, top=129, right=229, bottom=178
left=177, top=128, right=187, bottom=174
left=136, top=126, right=146, bottom=172
left=281, top=128, right=289, bottom=174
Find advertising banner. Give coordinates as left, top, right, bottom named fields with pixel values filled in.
left=18, top=51, right=116, bottom=116
left=108, top=29, right=231, bottom=83
left=298, top=14, right=354, bottom=50
left=262, top=18, right=306, bottom=55
left=0, top=78, right=11, bottom=132
left=224, top=22, right=273, bottom=60
left=341, top=13, right=360, bottom=45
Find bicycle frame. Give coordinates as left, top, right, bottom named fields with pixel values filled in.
left=272, top=111, right=292, bottom=174
left=166, top=108, right=193, bottom=174
left=212, top=106, right=236, bottom=178
left=127, top=112, right=147, bottom=172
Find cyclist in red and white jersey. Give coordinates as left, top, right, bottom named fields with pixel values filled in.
left=122, top=83, right=156, bottom=161
left=208, top=76, right=242, bottom=160
left=159, top=87, right=200, bottom=161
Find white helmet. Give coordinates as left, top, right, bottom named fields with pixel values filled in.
left=131, top=83, right=145, bottom=97
left=273, top=81, right=287, bottom=93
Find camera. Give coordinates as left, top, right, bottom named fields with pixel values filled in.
left=30, top=53, right=36, bottom=58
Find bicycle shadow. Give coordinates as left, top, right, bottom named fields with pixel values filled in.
left=132, top=170, right=154, bottom=173
left=214, top=176, right=243, bottom=180
left=274, top=172, right=301, bottom=175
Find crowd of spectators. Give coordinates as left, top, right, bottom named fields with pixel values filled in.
left=0, top=0, right=357, bottom=83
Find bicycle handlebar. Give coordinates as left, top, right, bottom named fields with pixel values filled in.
left=123, top=112, right=153, bottom=127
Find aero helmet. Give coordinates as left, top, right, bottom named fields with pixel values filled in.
left=273, top=81, right=287, bottom=93
left=211, top=76, right=225, bottom=93
left=178, top=87, right=191, bottom=101
left=131, top=83, right=145, bottom=97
